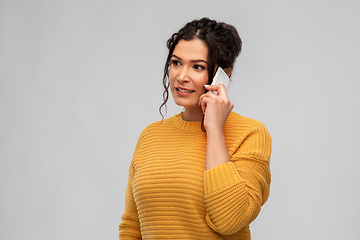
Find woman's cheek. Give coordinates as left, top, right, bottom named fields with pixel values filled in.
left=168, top=68, right=176, bottom=85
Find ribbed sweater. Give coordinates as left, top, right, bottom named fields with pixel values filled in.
left=119, top=112, right=272, bottom=240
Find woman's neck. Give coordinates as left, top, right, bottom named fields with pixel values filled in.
left=182, top=107, right=204, bottom=122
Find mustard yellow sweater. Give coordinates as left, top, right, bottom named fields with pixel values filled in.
left=119, top=112, right=271, bottom=240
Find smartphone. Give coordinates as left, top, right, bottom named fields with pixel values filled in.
left=211, top=67, right=230, bottom=95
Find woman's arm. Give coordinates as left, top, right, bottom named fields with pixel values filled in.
left=199, top=84, right=272, bottom=235
left=204, top=123, right=271, bottom=235
left=119, top=163, right=142, bottom=239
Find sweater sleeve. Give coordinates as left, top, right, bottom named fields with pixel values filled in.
left=118, top=163, right=142, bottom=239
left=203, top=121, right=272, bottom=235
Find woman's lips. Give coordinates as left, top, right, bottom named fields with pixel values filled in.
left=175, top=87, right=195, bottom=96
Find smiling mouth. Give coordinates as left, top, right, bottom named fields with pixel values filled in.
left=176, top=87, right=195, bottom=93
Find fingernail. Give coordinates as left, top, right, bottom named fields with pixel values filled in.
left=204, top=85, right=210, bottom=87
left=218, top=82, right=222, bottom=85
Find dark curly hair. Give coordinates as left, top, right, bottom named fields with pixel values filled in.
left=159, top=17, right=242, bottom=118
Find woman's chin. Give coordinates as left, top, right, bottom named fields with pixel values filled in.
left=174, top=101, right=198, bottom=109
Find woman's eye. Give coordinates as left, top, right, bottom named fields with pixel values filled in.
left=171, top=60, right=180, bottom=66
left=194, top=65, right=205, bottom=70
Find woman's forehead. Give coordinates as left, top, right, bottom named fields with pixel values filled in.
left=173, top=39, right=208, bottom=61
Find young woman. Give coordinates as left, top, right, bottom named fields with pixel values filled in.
left=119, top=17, right=272, bottom=240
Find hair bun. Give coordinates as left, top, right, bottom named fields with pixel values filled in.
left=221, top=23, right=242, bottom=57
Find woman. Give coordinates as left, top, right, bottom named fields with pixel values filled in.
left=119, top=17, right=272, bottom=240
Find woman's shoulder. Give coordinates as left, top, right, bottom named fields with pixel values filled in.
left=224, top=112, right=271, bottom=155
left=226, top=111, right=270, bottom=134
left=138, top=115, right=177, bottom=138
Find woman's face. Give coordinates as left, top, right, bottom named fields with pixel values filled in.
left=168, top=39, right=209, bottom=110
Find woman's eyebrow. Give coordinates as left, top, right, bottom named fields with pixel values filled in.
left=171, top=54, right=181, bottom=60
left=171, top=54, right=208, bottom=65
left=191, top=59, right=208, bottom=64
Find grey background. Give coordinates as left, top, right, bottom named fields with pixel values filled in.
left=1, top=0, right=359, bottom=239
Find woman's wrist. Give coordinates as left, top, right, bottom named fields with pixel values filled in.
left=206, top=126, right=230, bottom=170
left=206, top=127, right=224, bottom=137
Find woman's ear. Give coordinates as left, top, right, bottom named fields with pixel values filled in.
left=223, top=67, right=232, bottom=77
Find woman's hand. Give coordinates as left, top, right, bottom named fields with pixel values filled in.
left=199, top=83, right=234, bottom=132
left=199, top=83, right=233, bottom=170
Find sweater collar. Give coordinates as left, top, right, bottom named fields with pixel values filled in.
left=172, top=112, right=203, bottom=132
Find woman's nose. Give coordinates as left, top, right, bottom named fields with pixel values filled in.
left=177, top=68, right=190, bottom=83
